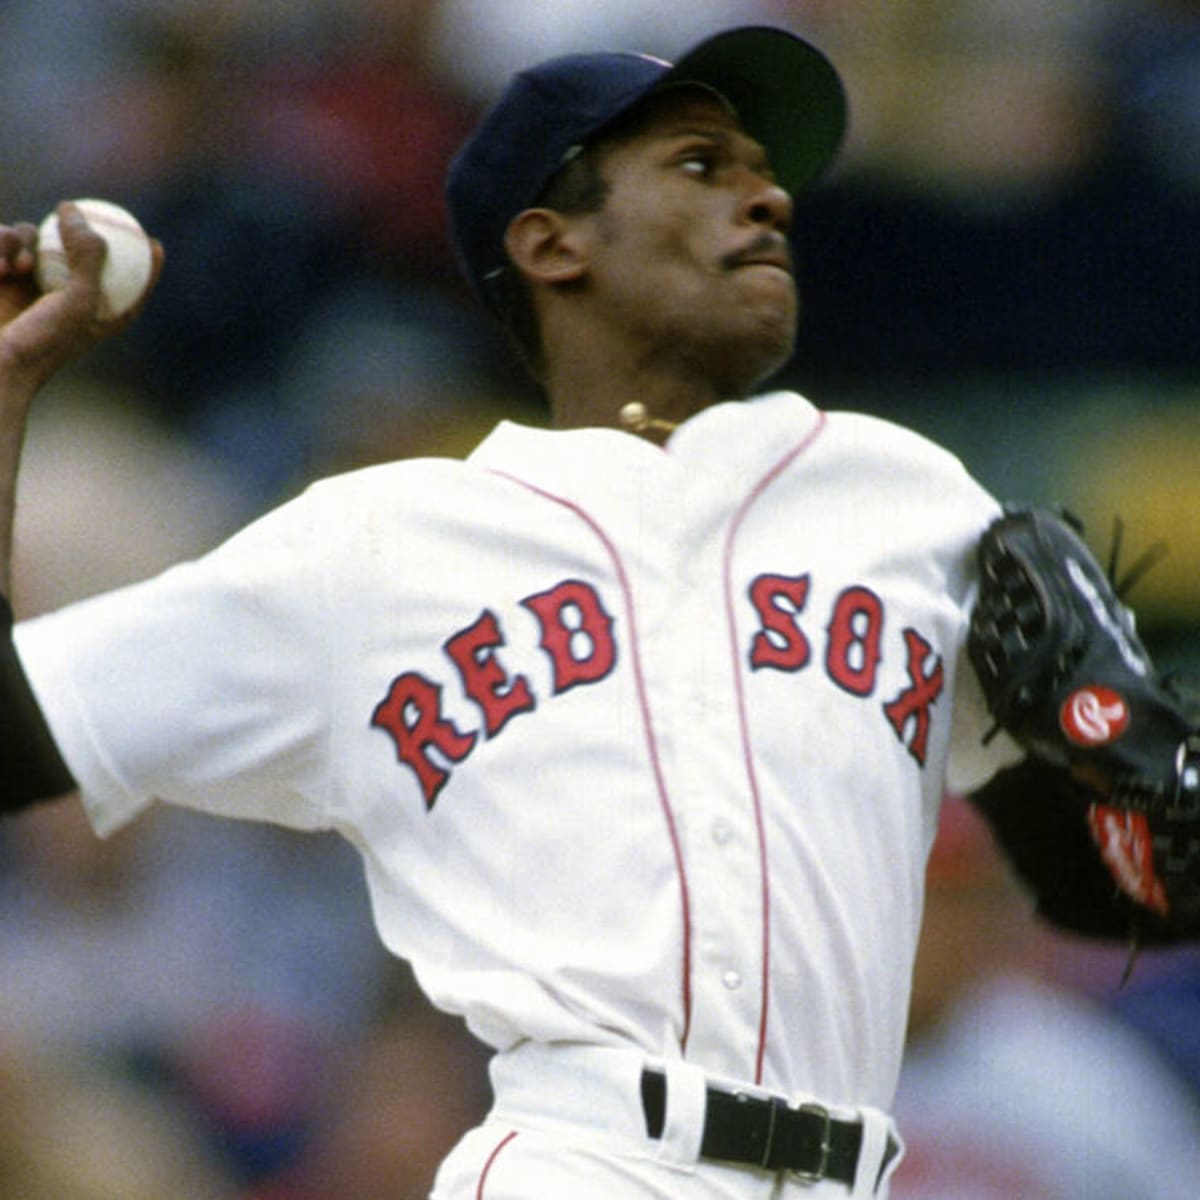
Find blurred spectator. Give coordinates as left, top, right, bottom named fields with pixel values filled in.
left=0, top=1043, right=235, bottom=1200
left=763, top=0, right=1200, bottom=388
left=237, top=0, right=478, bottom=284
left=107, top=12, right=446, bottom=431
left=428, top=0, right=781, bottom=101
left=0, top=2, right=163, bottom=214
left=0, top=741, right=400, bottom=1191
left=1113, top=950, right=1200, bottom=1098
left=257, top=999, right=492, bottom=1200
left=1058, top=388, right=1200, bottom=629
left=1107, top=0, right=1200, bottom=192
left=891, top=797, right=1200, bottom=1198
left=187, top=280, right=532, bottom=510
left=0, top=802, right=390, bottom=1072
left=8, top=381, right=244, bottom=614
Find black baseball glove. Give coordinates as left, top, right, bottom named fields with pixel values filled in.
left=967, top=505, right=1200, bottom=935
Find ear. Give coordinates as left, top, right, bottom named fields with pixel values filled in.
left=503, top=208, right=590, bottom=289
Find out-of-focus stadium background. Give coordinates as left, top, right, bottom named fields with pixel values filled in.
left=1, top=3, right=1198, bottom=1197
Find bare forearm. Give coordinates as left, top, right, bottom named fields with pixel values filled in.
left=0, top=385, right=33, bottom=596
left=0, top=219, right=45, bottom=598
left=0, top=203, right=160, bottom=595
left=0, top=350, right=78, bottom=809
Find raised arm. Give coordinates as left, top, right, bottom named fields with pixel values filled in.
left=0, top=204, right=164, bottom=586
left=0, top=202, right=163, bottom=810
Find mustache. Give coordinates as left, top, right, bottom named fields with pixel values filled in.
left=721, top=233, right=793, bottom=274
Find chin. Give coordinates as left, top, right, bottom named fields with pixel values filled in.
left=680, top=298, right=797, bottom=398
left=724, top=321, right=796, bottom=396
left=713, top=353, right=792, bottom=400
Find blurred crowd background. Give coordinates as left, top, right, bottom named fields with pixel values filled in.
left=1, top=1, right=1199, bottom=1197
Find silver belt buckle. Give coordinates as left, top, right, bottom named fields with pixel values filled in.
left=789, top=1101, right=832, bottom=1183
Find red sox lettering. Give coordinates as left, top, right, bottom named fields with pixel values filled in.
left=749, top=573, right=945, bottom=764
left=372, top=579, right=618, bottom=808
left=372, top=572, right=944, bottom=809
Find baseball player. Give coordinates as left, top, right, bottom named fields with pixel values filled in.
left=1, top=26, right=1197, bottom=1200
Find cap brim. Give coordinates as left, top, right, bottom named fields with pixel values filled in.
left=661, top=26, right=847, bottom=194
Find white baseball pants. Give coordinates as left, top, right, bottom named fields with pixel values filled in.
left=430, top=1043, right=902, bottom=1199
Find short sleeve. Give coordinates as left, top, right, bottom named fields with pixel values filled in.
left=14, top=488, right=335, bottom=836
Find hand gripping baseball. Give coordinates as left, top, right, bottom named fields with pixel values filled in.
left=0, top=202, right=161, bottom=390
left=967, top=506, right=1200, bottom=925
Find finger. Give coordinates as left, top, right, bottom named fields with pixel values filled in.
left=97, top=236, right=164, bottom=332
left=48, top=202, right=107, bottom=321
left=55, top=202, right=108, bottom=278
left=0, top=223, right=37, bottom=278
left=135, top=236, right=165, bottom=307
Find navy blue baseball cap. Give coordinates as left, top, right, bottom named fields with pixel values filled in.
left=447, top=26, right=847, bottom=313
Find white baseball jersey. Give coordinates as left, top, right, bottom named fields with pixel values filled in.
left=14, top=390, right=1016, bottom=1114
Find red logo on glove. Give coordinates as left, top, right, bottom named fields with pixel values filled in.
left=1087, top=804, right=1169, bottom=916
left=1060, top=686, right=1130, bottom=746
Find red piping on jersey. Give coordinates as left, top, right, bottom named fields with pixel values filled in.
left=476, top=1129, right=519, bottom=1198
left=489, top=470, right=694, bottom=1053
left=721, top=409, right=827, bottom=1084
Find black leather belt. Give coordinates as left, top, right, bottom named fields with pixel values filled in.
left=641, top=1068, right=893, bottom=1184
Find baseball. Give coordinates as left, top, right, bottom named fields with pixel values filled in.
left=35, top=198, right=154, bottom=321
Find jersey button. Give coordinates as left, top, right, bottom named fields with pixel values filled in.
left=722, top=970, right=743, bottom=991
left=711, top=820, right=734, bottom=846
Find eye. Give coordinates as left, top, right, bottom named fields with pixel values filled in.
left=678, top=151, right=716, bottom=179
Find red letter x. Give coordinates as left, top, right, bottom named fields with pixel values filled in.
left=883, top=628, right=943, bottom=766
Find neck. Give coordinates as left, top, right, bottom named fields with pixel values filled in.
left=535, top=290, right=785, bottom=440
left=542, top=337, right=733, bottom=442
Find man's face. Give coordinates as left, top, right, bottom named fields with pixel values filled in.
left=576, top=87, right=798, bottom=398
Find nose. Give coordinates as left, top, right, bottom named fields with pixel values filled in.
left=742, top=173, right=793, bottom=233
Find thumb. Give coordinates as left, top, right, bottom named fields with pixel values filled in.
left=49, top=201, right=108, bottom=319
left=0, top=204, right=110, bottom=388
